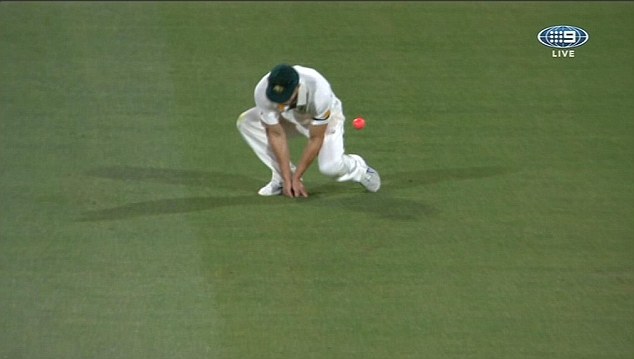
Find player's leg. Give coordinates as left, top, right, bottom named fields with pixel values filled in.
left=236, top=108, right=296, bottom=195
left=317, top=111, right=381, bottom=192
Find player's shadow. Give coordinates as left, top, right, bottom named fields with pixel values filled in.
left=77, top=195, right=281, bottom=222
left=382, top=166, right=513, bottom=190
left=77, top=165, right=511, bottom=222
left=84, top=166, right=261, bottom=190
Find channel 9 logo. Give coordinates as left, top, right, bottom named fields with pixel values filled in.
left=538, top=25, right=589, bottom=58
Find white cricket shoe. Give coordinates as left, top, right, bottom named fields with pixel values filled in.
left=360, top=167, right=381, bottom=192
left=258, top=180, right=283, bottom=196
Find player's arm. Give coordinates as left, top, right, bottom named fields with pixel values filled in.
left=291, top=121, right=328, bottom=197
left=264, top=122, right=294, bottom=197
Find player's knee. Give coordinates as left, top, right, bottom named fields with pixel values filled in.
left=319, top=159, right=345, bottom=178
left=236, top=112, right=248, bottom=130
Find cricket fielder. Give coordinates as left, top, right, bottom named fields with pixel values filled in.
left=237, top=64, right=381, bottom=198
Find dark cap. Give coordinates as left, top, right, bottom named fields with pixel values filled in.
left=266, top=64, right=299, bottom=103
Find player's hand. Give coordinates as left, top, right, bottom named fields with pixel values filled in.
left=291, top=178, right=308, bottom=198
left=282, top=185, right=294, bottom=198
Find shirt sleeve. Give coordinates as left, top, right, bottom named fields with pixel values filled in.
left=259, top=109, right=279, bottom=125
left=310, top=89, right=333, bottom=126
left=253, top=74, right=280, bottom=125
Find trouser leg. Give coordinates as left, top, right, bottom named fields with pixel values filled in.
left=317, top=114, right=369, bottom=182
left=236, top=108, right=297, bottom=181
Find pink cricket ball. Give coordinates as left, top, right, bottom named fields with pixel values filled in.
left=352, top=117, right=366, bottom=130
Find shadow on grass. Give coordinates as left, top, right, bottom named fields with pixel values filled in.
left=84, top=166, right=261, bottom=190
left=78, top=165, right=510, bottom=222
left=77, top=195, right=277, bottom=222
left=382, top=166, right=513, bottom=189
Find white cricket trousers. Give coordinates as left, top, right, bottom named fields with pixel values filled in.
left=236, top=107, right=369, bottom=184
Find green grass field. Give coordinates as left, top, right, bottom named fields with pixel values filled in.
left=1, top=1, right=632, bottom=358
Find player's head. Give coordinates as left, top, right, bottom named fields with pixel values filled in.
left=266, top=64, right=299, bottom=104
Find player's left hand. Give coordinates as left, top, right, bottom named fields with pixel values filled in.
left=291, top=178, right=308, bottom=198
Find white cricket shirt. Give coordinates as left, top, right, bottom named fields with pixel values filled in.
left=254, top=65, right=341, bottom=128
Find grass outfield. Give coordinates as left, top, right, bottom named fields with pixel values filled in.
left=1, top=1, right=632, bottom=358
